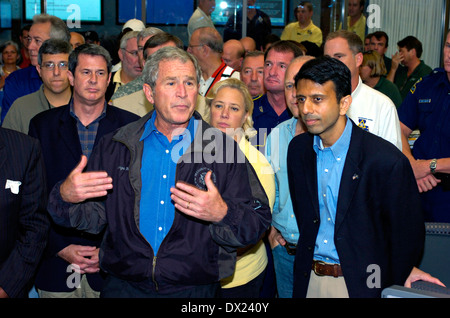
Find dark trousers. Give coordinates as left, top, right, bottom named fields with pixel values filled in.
left=220, top=267, right=267, bottom=298
left=100, top=275, right=221, bottom=298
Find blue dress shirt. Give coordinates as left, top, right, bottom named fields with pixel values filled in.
left=139, top=112, right=197, bottom=254
left=265, top=117, right=299, bottom=244
left=313, top=117, right=352, bottom=264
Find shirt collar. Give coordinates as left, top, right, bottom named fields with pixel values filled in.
left=140, top=111, right=197, bottom=142
left=313, top=116, right=352, bottom=160
left=69, top=100, right=107, bottom=124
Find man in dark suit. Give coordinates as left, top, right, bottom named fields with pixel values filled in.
left=28, top=44, right=139, bottom=297
left=287, top=56, right=425, bottom=298
left=0, top=127, right=49, bottom=298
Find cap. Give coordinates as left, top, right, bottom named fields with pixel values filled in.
left=122, top=19, right=145, bottom=31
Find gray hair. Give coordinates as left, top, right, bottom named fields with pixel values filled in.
left=142, top=46, right=201, bottom=90
left=38, top=39, right=73, bottom=65
left=0, top=41, right=20, bottom=64
left=137, top=27, right=164, bottom=43
left=196, top=27, right=223, bottom=54
left=32, top=14, right=70, bottom=42
left=120, top=30, right=140, bottom=49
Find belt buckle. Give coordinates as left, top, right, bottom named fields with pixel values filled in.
left=313, top=260, right=326, bottom=276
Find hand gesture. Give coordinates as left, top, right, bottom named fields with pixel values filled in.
left=170, top=170, right=228, bottom=223
left=60, top=155, right=113, bottom=203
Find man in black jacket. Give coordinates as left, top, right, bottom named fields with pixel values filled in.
left=288, top=56, right=425, bottom=297
left=29, top=44, right=139, bottom=298
left=47, top=47, right=271, bottom=297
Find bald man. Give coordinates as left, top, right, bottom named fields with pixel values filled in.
left=240, top=37, right=257, bottom=53
left=69, top=32, right=85, bottom=49
left=222, top=39, right=245, bottom=72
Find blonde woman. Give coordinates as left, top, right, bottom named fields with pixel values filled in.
left=206, top=78, right=275, bottom=297
left=360, top=50, right=402, bottom=108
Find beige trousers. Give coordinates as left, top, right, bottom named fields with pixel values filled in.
left=306, top=270, right=349, bottom=298
left=38, top=274, right=100, bottom=298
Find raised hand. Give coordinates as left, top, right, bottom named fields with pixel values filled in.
left=170, top=170, right=228, bottom=223
left=60, top=155, right=113, bottom=203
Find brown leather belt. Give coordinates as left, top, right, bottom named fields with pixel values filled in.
left=312, top=260, right=343, bottom=277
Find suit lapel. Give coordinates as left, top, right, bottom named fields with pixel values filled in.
left=0, top=134, right=6, bottom=171
left=304, top=134, right=320, bottom=219
left=59, top=108, right=83, bottom=161
left=335, top=123, right=363, bottom=232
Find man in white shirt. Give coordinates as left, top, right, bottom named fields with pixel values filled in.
left=324, top=30, right=402, bottom=150
left=187, top=0, right=216, bottom=40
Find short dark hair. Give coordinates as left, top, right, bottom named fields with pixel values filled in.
left=38, top=39, right=72, bottom=65
left=143, top=32, right=184, bottom=60
left=294, top=1, right=313, bottom=14
left=397, top=36, right=423, bottom=58
left=371, top=31, right=389, bottom=48
left=68, top=43, right=112, bottom=75
left=295, top=56, right=352, bottom=102
left=264, top=40, right=304, bottom=61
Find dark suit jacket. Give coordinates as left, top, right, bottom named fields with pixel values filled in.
left=287, top=120, right=425, bottom=298
left=0, top=128, right=49, bottom=298
left=28, top=103, right=139, bottom=292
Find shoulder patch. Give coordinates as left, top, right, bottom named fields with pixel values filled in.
left=410, top=77, right=423, bottom=94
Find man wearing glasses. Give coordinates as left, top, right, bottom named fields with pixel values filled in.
left=1, top=14, right=70, bottom=122
left=2, top=39, right=72, bottom=134
left=28, top=44, right=139, bottom=298
left=105, top=31, right=142, bottom=102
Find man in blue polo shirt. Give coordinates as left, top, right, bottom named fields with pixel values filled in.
left=398, top=29, right=450, bottom=222
left=252, top=40, right=303, bottom=151
left=1, top=14, right=70, bottom=122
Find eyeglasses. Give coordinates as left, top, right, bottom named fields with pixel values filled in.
left=188, top=43, right=204, bottom=49
left=122, top=49, right=139, bottom=57
left=41, top=61, right=69, bottom=70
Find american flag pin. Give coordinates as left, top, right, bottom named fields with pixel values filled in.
left=352, top=174, right=359, bottom=180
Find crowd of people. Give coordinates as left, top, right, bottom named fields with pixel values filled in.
left=0, top=0, right=449, bottom=300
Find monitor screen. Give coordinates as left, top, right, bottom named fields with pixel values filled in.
left=1, top=1, right=12, bottom=28
left=24, top=0, right=103, bottom=23
left=211, top=0, right=286, bottom=27
left=117, top=0, right=194, bottom=25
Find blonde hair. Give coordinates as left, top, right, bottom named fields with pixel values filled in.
left=362, top=50, right=387, bottom=77
left=205, top=78, right=256, bottom=139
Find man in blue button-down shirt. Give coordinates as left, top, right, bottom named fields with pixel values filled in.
left=266, top=55, right=313, bottom=298
left=288, top=56, right=425, bottom=298
left=47, top=47, right=271, bottom=298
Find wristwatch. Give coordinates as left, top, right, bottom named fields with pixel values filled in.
left=430, top=159, right=437, bottom=174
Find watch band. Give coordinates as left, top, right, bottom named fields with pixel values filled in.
left=430, top=158, right=437, bottom=174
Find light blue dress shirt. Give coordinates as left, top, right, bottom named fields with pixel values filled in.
left=265, top=117, right=299, bottom=244
left=313, top=117, right=352, bottom=264
left=139, top=112, right=197, bottom=254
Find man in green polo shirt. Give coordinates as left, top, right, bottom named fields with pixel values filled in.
left=387, top=35, right=432, bottom=100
